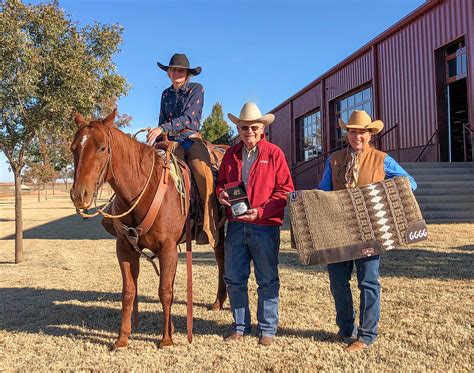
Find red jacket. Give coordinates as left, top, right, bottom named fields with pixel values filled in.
left=216, top=137, right=294, bottom=226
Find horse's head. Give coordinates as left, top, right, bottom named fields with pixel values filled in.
left=70, top=109, right=116, bottom=209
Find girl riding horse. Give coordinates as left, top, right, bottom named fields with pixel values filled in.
left=147, top=53, right=219, bottom=247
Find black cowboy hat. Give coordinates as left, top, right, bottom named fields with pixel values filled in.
left=157, top=53, right=202, bottom=76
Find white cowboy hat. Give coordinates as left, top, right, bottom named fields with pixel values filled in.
left=228, top=102, right=275, bottom=126
left=338, top=110, right=384, bottom=135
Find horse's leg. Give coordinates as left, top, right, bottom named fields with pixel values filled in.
left=114, top=238, right=139, bottom=349
left=132, top=255, right=140, bottom=329
left=158, top=238, right=178, bottom=348
left=211, top=226, right=227, bottom=311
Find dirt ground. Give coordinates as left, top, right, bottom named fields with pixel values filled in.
left=0, top=195, right=472, bottom=371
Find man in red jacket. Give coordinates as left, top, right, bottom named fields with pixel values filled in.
left=216, top=102, right=294, bottom=346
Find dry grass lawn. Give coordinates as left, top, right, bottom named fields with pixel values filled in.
left=0, top=195, right=472, bottom=371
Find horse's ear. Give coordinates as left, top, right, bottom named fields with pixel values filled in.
left=75, top=113, right=87, bottom=127
left=103, top=108, right=117, bottom=127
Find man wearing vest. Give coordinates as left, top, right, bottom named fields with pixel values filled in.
left=217, top=102, right=294, bottom=346
left=318, top=110, right=416, bottom=352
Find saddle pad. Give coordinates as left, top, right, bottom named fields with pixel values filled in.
left=288, top=177, right=428, bottom=265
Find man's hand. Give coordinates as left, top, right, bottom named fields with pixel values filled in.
left=147, top=126, right=164, bottom=145
left=236, top=208, right=258, bottom=221
left=218, top=191, right=231, bottom=206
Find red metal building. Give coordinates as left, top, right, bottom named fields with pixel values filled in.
left=268, top=0, right=473, bottom=189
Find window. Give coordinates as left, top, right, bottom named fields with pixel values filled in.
left=334, top=87, right=373, bottom=147
left=297, top=110, right=322, bottom=162
left=446, top=39, right=467, bottom=83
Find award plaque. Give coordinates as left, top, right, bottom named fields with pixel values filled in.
left=224, top=181, right=251, bottom=217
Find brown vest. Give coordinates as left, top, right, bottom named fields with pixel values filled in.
left=330, top=146, right=386, bottom=191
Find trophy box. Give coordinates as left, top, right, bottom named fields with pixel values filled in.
left=224, top=181, right=251, bottom=217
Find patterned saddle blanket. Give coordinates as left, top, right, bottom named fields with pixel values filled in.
left=288, top=177, right=428, bottom=265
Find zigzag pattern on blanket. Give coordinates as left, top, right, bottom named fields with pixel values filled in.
left=288, top=177, right=427, bottom=265
left=368, top=184, right=395, bottom=250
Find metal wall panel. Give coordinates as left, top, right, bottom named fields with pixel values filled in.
left=292, top=84, right=322, bottom=119
left=269, top=103, right=292, bottom=166
left=378, top=0, right=470, bottom=150
left=325, top=51, right=373, bottom=101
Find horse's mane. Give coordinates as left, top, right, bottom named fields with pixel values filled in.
left=108, top=126, right=160, bottom=180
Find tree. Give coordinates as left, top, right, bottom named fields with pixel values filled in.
left=201, top=102, right=233, bottom=144
left=22, top=157, right=56, bottom=202
left=22, top=133, right=59, bottom=201
left=0, top=0, right=130, bottom=263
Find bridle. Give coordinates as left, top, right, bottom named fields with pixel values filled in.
left=76, top=130, right=156, bottom=219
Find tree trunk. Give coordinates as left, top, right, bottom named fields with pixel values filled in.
left=37, top=184, right=40, bottom=202
left=52, top=181, right=55, bottom=195
left=14, top=170, right=23, bottom=264
left=45, top=184, right=48, bottom=200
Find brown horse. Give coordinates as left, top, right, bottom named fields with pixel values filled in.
left=70, top=109, right=226, bottom=348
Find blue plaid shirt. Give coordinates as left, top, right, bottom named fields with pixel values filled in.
left=158, top=82, right=204, bottom=138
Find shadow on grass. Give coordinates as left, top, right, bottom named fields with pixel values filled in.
left=277, top=327, right=333, bottom=341
left=450, top=244, right=473, bottom=252
left=184, top=249, right=326, bottom=275
left=0, top=287, right=228, bottom=346
left=3, top=213, right=112, bottom=240
left=381, top=247, right=473, bottom=280
left=186, top=245, right=473, bottom=280
left=0, top=287, right=334, bottom=346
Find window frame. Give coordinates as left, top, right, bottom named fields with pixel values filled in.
left=296, top=109, right=322, bottom=162
left=334, top=85, right=373, bottom=148
left=446, top=39, right=467, bottom=83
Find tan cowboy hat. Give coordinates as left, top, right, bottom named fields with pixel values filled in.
left=228, top=102, right=275, bottom=126
left=338, top=110, right=384, bottom=134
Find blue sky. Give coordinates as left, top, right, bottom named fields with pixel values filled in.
left=0, top=0, right=425, bottom=181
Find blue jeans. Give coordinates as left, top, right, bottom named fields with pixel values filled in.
left=224, top=222, right=280, bottom=337
left=174, top=137, right=194, bottom=151
left=327, top=255, right=381, bottom=344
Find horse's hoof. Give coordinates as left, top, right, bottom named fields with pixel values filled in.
left=159, top=339, right=173, bottom=348
left=210, top=299, right=225, bottom=311
left=111, top=342, right=128, bottom=352
left=113, top=346, right=128, bottom=352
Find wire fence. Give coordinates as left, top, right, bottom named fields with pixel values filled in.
left=0, top=182, right=113, bottom=199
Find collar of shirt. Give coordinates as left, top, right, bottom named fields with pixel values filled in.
left=169, top=82, right=188, bottom=94
left=242, top=144, right=259, bottom=159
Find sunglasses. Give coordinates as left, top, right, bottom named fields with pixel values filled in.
left=238, top=125, right=262, bottom=132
